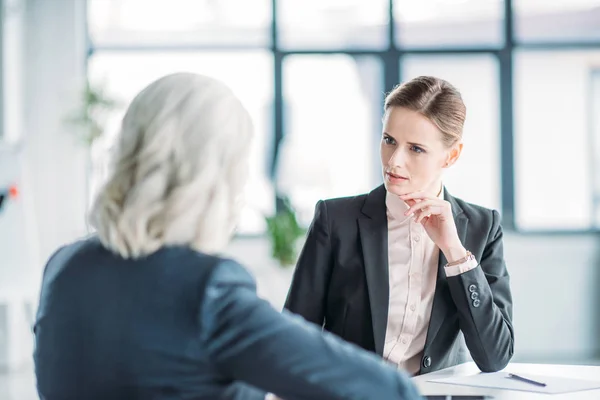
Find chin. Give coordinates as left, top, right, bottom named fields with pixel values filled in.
left=384, top=182, right=413, bottom=197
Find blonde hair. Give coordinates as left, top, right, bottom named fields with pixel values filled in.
left=384, top=76, right=466, bottom=147
left=89, top=72, right=253, bottom=258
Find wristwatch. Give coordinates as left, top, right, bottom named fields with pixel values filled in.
left=446, top=250, right=475, bottom=267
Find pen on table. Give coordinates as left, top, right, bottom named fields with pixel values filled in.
left=507, top=373, right=547, bottom=387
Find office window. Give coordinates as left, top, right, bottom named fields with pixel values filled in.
left=514, top=0, right=600, bottom=43
left=278, top=0, right=389, bottom=49
left=514, top=50, right=600, bottom=230
left=84, top=0, right=600, bottom=235
left=87, top=51, right=274, bottom=234
left=401, top=55, right=501, bottom=212
left=592, top=70, right=600, bottom=228
left=87, top=0, right=271, bottom=47
left=278, top=55, right=383, bottom=226
left=393, top=0, right=504, bottom=48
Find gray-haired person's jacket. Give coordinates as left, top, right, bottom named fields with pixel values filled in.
left=33, top=237, right=423, bottom=400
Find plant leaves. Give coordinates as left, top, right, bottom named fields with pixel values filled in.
left=265, top=198, right=306, bottom=267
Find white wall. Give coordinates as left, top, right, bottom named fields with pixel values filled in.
left=21, top=0, right=88, bottom=266
left=0, top=0, right=88, bottom=370
left=505, top=234, right=600, bottom=363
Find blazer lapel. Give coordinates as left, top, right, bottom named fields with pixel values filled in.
left=357, top=185, right=389, bottom=356
left=424, top=189, right=469, bottom=349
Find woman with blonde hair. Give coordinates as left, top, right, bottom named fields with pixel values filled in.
left=33, top=73, right=422, bottom=400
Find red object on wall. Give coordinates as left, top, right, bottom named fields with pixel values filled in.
left=0, top=184, right=18, bottom=212
left=9, top=185, right=18, bottom=198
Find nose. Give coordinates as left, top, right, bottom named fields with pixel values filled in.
left=388, top=147, right=407, bottom=169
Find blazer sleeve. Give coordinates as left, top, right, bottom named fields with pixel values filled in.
left=446, top=209, right=515, bottom=372
left=283, top=200, right=333, bottom=325
left=200, top=261, right=422, bottom=400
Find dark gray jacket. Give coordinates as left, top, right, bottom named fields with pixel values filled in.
left=34, top=237, right=422, bottom=400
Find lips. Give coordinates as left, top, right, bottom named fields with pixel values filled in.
left=387, top=171, right=408, bottom=180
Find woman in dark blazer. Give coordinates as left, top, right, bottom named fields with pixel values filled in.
left=33, top=73, right=422, bottom=400
left=285, top=76, right=514, bottom=376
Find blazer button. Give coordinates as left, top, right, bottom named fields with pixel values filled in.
left=473, top=299, right=481, bottom=308
left=468, top=284, right=477, bottom=293
left=470, top=292, right=479, bottom=300
left=422, top=356, right=432, bottom=369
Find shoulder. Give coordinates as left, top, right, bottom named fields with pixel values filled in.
left=449, top=194, right=502, bottom=235
left=203, top=257, right=256, bottom=290
left=319, top=188, right=378, bottom=220
left=198, top=258, right=259, bottom=330
left=40, top=236, right=105, bottom=283
left=453, top=196, right=498, bottom=220
left=322, top=192, right=369, bottom=207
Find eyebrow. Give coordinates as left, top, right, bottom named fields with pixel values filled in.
left=383, top=133, right=429, bottom=149
left=408, top=141, right=428, bottom=149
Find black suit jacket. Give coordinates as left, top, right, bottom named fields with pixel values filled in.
left=284, top=185, right=514, bottom=374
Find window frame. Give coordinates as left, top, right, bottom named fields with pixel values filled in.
left=85, top=0, right=600, bottom=235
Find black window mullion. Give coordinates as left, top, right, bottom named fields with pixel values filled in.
left=499, top=0, right=516, bottom=230
left=271, top=0, right=286, bottom=212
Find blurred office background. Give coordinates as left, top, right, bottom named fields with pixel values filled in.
left=1, top=0, right=600, bottom=397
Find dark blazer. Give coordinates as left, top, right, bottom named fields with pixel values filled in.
left=33, top=237, right=422, bottom=400
left=284, top=185, right=514, bottom=374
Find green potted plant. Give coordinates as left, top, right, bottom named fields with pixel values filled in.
left=63, top=79, right=120, bottom=146
left=265, top=198, right=306, bottom=268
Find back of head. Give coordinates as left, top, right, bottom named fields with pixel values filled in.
left=90, top=72, right=253, bottom=258
left=384, top=76, right=466, bottom=147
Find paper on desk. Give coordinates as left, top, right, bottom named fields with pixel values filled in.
left=428, top=371, right=600, bottom=394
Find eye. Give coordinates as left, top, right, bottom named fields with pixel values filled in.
left=410, top=145, right=425, bottom=154
left=383, top=135, right=396, bottom=145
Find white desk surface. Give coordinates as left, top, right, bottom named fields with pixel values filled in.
left=413, top=362, right=600, bottom=399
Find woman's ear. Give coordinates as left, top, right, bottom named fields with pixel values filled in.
left=443, top=142, right=463, bottom=168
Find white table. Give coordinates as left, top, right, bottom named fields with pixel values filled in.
left=413, top=362, right=600, bottom=399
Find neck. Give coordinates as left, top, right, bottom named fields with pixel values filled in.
left=426, top=180, right=443, bottom=198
